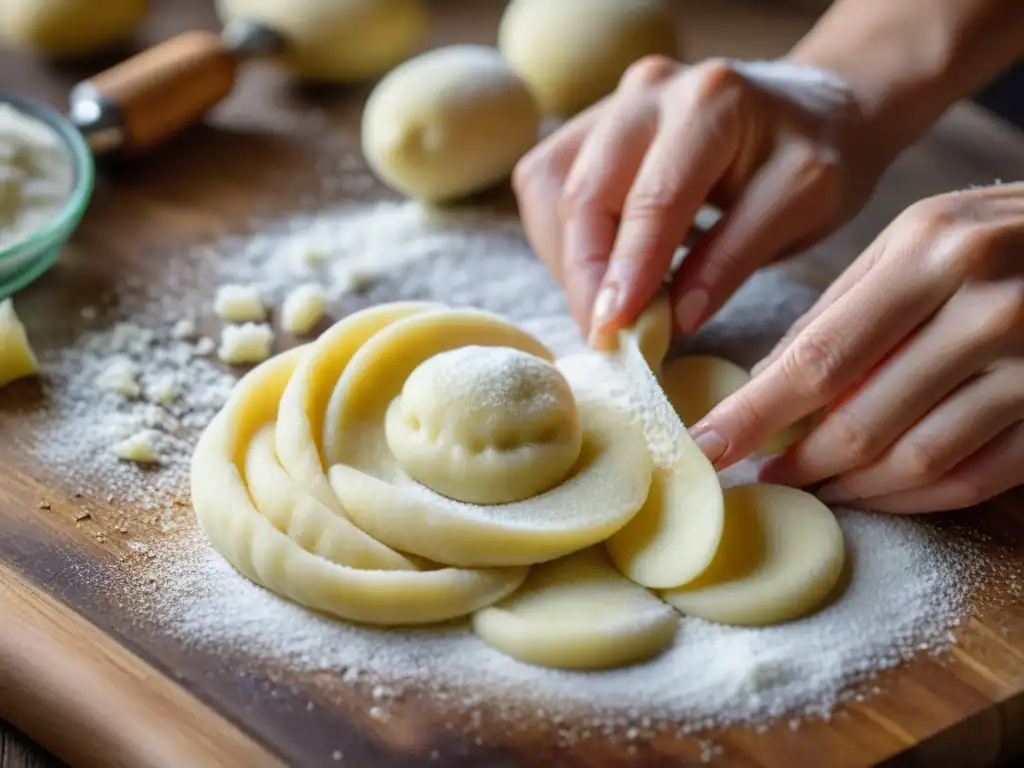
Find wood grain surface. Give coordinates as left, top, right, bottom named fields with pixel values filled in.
left=2, top=1, right=1024, bottom=767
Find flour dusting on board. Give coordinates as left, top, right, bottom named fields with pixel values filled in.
left=13, top=186, right=1003, bottom=744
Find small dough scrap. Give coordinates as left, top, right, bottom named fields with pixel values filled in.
left=472, top=547, right=678, bottom=670
left=362, top=45, right=541, bottom=203
left=0, top=298, right=38, bottom=389
left=218, top=323, right=274, bottom=365
left=281, top=283, right=326, bottom=335
left=114, top=430, right=160, bottom=464
left=660, top=484, right=845, bottom=626
left=498, top=0, right=679, bottom=117
left=216, top=0, right=427, bottom=82
left=171, top=318, right=198, bottom=340
left=214, top=284, right=267, bottom=323
left=0, top=0, right=147, bottom=59
left=660, top=355, right=751, bottom=427
left=145, top=374, right=178, bottom=405
left=95, top=355, right=141, bottom=398
left=385, top=346, right=582, bottom=505
left=604, top=295, right=726, bottom=589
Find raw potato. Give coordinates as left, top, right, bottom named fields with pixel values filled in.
left=498, top=0, right=679, bottom=117
left=660, top=484, right=845, bottom=626
left=216, top=0, right=427, bottom=82
left=0, top=298, right=38, bottom=389
left=384, top=346, right=583, bottom=505
left=361, top=45, right=541, bottom=203
left=0, top=0, right=147, bottom=58
left=604, top=296, right=726, bottom=590
left=472, top=547, right=678, bottom=670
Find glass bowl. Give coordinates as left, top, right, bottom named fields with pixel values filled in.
left=0, top=89, right=95, bottom=300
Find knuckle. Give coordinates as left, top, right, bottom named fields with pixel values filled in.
left=970, top=283, right=1024, bottom=347
left=896, top=440, right=947, bottom=485
left=779, top=330, right=844, bottom=399
left=689, top=59, right=742, bottom=103
left=620, top=54, right=679, bottom=89
left=823, top=409, right=879, bottom=466
left=902, top=195, right=999, bottom=278
left=623, top=190, right=675, bottom=223
left=557, top=181, right=599, bottom=220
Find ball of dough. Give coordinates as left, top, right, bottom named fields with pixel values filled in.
left=0, top=0, right=147, bottom=59
left=216, top=0, right=427, bottom=82
left=498, top=0, right=679, bottom=117
left=361, top=45, right=541, bottom=203
left=385, top=345, right=583, bottom=505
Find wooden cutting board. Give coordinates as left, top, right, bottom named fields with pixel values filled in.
left=3, top=1, right=1024, bottom=766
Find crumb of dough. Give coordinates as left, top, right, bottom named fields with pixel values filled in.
left=95, top=355, right=141, bottom=399
left=114, top=430, right=161, bottom=464
left=281, top=283, right=327, bottom=335
left=213, top=284, right=267, bottom=323
left=218, top=323, right=274, bottom=365
left=171, top=318, right=198, bottom=340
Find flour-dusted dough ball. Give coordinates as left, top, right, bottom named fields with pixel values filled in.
left=660, top=484, right=845, bottom=626
left=216, top=0, right=427, bottom=82
left=0, top=298, right=38, bottom=389
left=498, top=0, right=679, bottom=117
left=361, top=45, right=542, bottom=203
left=385, top=346, right=583, bottom=505
left=0, top=0, right=147, bottom=59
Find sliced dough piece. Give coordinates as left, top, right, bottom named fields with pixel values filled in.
left=660, top=484, right=845, bottom=626
left=660, top=355, right=750, bottom=427
left=191, top=345, right=527, bottom=626
left=275, top=302, right=442, bottom=519
left=472, top=547, right=678, bottom=670
left=0, top=298, right=38, bottom=388
left=604, top=296, right=725, bottom=589
left=325, top=307, right=652, bottom=567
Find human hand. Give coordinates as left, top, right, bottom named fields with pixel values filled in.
left=692, top=183, right=1024, bottom=513
left=512, top=55, right=886, bottom=347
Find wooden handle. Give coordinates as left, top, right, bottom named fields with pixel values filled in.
left=82, top=30, right=239, bottom=155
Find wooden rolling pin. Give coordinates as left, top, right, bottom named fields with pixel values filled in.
left=68, top=21, right=283, bottom=156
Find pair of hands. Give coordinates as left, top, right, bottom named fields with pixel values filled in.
left=514, top=56, right=1024, bottom=513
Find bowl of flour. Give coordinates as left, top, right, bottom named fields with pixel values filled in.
left=0, top=89, right=94, bottom=299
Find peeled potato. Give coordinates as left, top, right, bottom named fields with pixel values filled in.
left=362, top=45, right=541, bottom=203
left=216, top=0, right=427, bottom=82
left=498, top=0, right=679, bottom=117
left=0, top=0, right=147, bottom=59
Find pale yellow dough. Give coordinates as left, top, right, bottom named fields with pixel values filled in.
left=0, top=0, right=147, bottom=59
left=472, top=547, right=678, bottom=670
left=498, top=0, right=679, bottom=117
left=660, top=484, right=845, bottom=626
left=0, top=299, right=38, bottom=389
left=361, top=45, right=541, bottom=203
left=660, top=355, right=750, bottom=428
left=216, top=0, right=427, bottom=82
left=605, top=297, right=726, bottom=590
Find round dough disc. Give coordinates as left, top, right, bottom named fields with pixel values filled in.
left=660, top=355, right=750, bottom=427
left=660, top=484, right=846, bottom=626
left=472, top=547, right=678, bottom=670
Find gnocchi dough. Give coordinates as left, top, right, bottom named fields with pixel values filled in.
left=191, top=297, right=847, bottom=667
left=216, top=0, right=427, bottom=82
left=472, top=547, right=678, bottom=670
left=0, top=298, right=38, bottom=389
left=660, top=484, right=845, bottom=626
left=361, top=45, right=541, bottom=203
left=0, top=0, right=147, bottom=59
left=498, top=0, right=679, bottom=117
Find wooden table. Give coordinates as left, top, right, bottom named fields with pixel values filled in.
left=2, top=1, right=1024, bottom=766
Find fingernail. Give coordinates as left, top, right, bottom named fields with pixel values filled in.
left=675, top=288, right=709, bottom=334
left=817, top=482, right=856, bottom=504
left=691, top=427, right=726, bottom=464
left=588, top=283, right=621, bottom=347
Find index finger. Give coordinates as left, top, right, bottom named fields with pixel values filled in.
left=689, top=237, right=953, bottom=468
